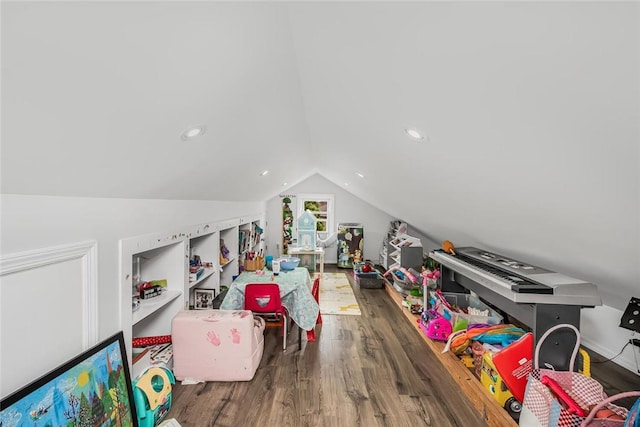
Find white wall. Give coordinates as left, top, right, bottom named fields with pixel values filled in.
left=265, top=174, right=397, bottom=264
left=581, top=305, right=639, bottom=375
left=0, top=194, right=264, bottom=397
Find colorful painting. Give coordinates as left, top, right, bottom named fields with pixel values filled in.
left=0, top=332, right=137, bottom=427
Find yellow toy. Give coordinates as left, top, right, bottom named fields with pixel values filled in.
left=133, top=366, right=175, bottom=427
left=577, top=347, right=591, bottom=377
left=459, top=353, right=475, bottom=369
left=480, top=351, right=522, bottom=421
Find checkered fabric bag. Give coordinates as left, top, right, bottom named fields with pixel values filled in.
left=520, top=324, right=629, bottom=427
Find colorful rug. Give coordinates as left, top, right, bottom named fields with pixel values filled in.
left=318, top=272, right=361, bottom=316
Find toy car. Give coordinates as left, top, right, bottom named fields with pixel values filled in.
left=480, top=351, right=522, bottom=421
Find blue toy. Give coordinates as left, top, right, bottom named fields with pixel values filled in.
left=133, top=366, right=175, bottom=427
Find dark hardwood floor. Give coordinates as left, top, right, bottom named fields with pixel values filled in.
left=588, top=341, right=640, bottom=409
left=166, top=264, right=640, bottom=426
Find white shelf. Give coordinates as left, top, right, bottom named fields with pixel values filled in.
left=188, top=267, right=215, bottom=289
left=133, top=290, right=182, bottom=324
left=220, top=257, right=236, bottom=270
left=383, top=222, right=423, bottom=270
left=120, top=213, right=265, bottom=371
left=389, top=234, right=421, bottom=250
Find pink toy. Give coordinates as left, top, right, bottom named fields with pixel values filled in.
left=420, top=269, right=440, bottom=311
left=540, top=375, right=586, bottom=417
left=419, top=309, right=452, bottom=341
left=383, top=265, right=417, bottom=283
left=172, top=309, right=265, bottom=382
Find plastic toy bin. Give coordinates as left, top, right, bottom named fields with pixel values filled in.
left=355, top=270, right=384, bottom=289
left=435, top=292, right=503, bottom=327
left=353, top=262, right=384, bottom=289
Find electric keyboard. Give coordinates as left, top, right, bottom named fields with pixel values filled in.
left=430, top=246, right=601, bottom=371
left=430, top=247, right=601, bottom=306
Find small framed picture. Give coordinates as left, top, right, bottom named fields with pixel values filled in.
left=194, top=288, right=216, bottom=310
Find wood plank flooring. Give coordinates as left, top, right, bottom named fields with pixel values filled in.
left=167, top=266, right=485, bottom=426
left=166, top=265, right=640, bottom=426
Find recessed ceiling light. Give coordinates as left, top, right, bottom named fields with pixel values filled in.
left=260, top=170, right=269, bottom=176
left=282, top=182, right=288, bottom=186
left=405, top=128, right=424, bottom=141
left=181, top=125, right=206, bottom=141
left=355, top=172, right=365, bottom=179
left=344, top=182, right=349, bottom=186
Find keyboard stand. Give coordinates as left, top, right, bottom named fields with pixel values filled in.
left=440, top=261, right=582, bottom=371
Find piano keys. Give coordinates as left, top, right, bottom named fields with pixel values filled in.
left=430, top=247, right=601, bottom=306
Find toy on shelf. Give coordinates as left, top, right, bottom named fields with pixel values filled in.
left=491, top=332, right=533, bottom=403
left=383, top=265, right=419, bottom=295
left=445, top=324, right=526, bottom=356
left=220, top=239, right=230, bottom=265
left=431, top=290, right=504, bottom=332
left=420, top=268, right=440, bottom=311
left=418, top=308, right=452, bottom=341
left=442, top=240, right=456, bottom=255
left=480, top=351, right=522, bottom=421
left=383, top=265, right=417, bottom=281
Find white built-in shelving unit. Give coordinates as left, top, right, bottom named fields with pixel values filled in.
left=119, top=213, right=264, bottom=370
left=381, top=220, right=423, bottom=271
left=218, top=217, right=241, bottom=289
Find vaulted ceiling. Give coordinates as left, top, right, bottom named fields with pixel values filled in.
left=2, top=2, right=638, bottom=309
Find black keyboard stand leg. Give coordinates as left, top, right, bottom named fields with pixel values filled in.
left=534, top=304, right=581, bottom=371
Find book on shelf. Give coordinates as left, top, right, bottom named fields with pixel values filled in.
left=189, top=266, right=205, bottom=282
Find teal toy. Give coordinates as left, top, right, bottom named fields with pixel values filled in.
left=133, top=366, right=175, bottom=427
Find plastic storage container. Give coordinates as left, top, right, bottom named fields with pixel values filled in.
left=434, top=292, right=504, bottom=329
left=353, top=263, right=384, bottom=289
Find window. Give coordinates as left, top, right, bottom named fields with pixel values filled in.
left=297, top=194, right=334, bottom=239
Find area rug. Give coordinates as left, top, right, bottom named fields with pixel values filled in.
left=318, top=272, right=361, bottom=316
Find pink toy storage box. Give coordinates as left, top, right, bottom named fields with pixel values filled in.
left=171, top=309, right=265, bottom=382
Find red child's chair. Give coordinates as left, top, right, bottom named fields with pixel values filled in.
left=244, top=283, right=289, bottom=351
left=306, top=277, right=322, bottom=342
left=312, top=277, right=322, bottom=325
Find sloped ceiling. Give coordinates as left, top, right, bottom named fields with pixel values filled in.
left=1, top=2, right=638, bottom=309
